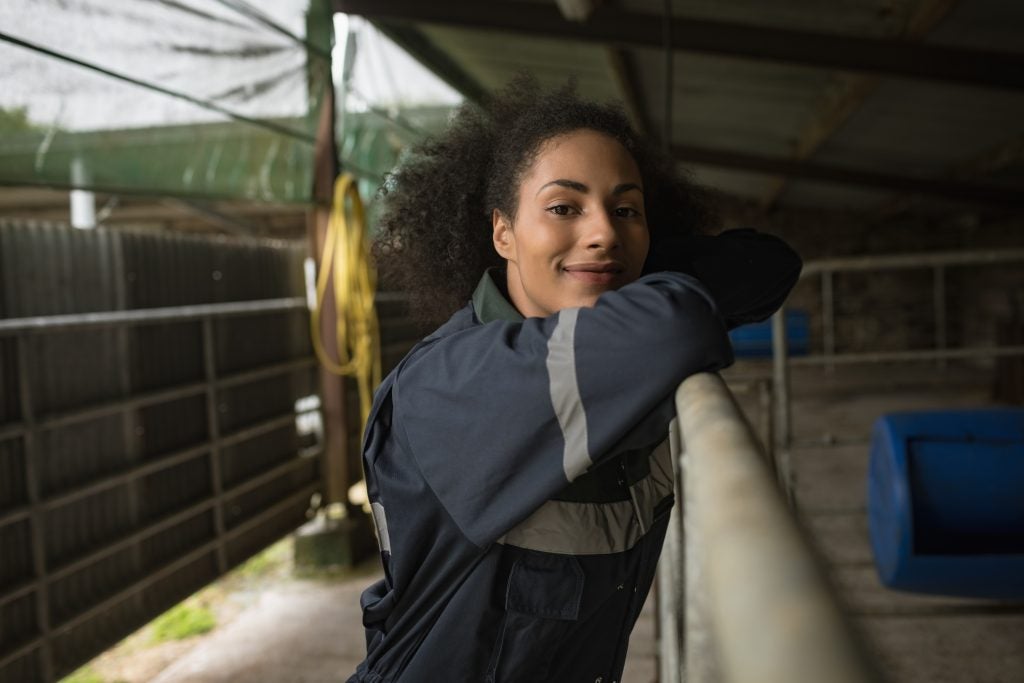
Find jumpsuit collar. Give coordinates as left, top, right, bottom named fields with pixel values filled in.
left=471, top=268, right=524, bottom=324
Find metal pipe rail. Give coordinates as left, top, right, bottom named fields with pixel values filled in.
left=769, top=248, right=1024, bottom=494
left=659, top=372, right=878, bottom=683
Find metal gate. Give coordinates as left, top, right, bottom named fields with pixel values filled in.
left=0, top=224, right=321, bottom=682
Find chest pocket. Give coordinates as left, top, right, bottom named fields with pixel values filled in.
left=487, top=552, right=584, bottom=683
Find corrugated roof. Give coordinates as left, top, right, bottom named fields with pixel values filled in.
left=336, top=0, right=1024, bottom=217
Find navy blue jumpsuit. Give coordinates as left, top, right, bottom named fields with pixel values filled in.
left=348, top=230, right=801, bottom=683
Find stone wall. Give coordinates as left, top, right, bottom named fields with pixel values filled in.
left=716, top=199, right=1024, bottom=358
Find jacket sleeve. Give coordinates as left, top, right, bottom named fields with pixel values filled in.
left=389, top=271, right=732, bottom=548
left=643, top=228, right=803, bottom=329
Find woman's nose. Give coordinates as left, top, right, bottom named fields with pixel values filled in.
left=583, top=211, right=620, bottom=250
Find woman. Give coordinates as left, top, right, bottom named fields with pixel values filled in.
left=348, top=78, right=801, bottom=683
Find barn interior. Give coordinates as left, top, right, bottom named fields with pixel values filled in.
left=1, top=1, right=1023, bottom=681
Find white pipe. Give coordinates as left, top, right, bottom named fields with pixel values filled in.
left=675, top=373, right=878, bottom=683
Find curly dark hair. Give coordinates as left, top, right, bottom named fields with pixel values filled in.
left=373, top=75, right=718, bottom=327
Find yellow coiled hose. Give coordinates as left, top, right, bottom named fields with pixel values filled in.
left=311, top=173, right=381, bottom=431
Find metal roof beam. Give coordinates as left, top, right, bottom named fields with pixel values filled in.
left=372, top=22, right=487, bottom=102
left=605, top=48, right=653, bottom=138
left=672, top=144, right=1024, bottom=209
left=334, top=0, right=1024, bottom=90
left=758, top=0, right=961, bottom=211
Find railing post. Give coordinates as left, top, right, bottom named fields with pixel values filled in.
left=682, top=439, right=719, bottom=683
left=201, top=317, right=229, bottom=575
left=822, top=269, right=835, bottom=374
left=933, top=265, right=947, bottom=370
left=770, top=309, right=793, bottom=503
left=17, top=334, right=53, bottom=682
left=657, top=476, right=682, bottom=683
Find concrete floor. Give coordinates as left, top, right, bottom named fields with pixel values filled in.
left=147, top=567, right=657, bottom=683
left=145, top=361, right=1024, bottom=683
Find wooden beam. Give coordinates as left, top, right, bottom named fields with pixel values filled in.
left=334, top=0, right=1024, bottom=90
left=758, top=0, right=960, bottom=211
left=605, top=48, right=652, bottom=137
left=672, top=143, right=1024, bottom=209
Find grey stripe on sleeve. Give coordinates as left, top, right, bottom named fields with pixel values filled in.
left=546, top=307, right=591, bottom=482
left=371, top=501, right=391, bottom=554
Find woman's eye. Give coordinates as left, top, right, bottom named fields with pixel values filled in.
left=614, top=206, right=641, bottom=218
left=547, top=204, right=574, bottom=216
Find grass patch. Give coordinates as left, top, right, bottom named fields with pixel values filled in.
left=232, top=537, right=292, bottom=581
left=61, top=665, right=116, bottom=683
left=149, top=601, right=216, bottom=643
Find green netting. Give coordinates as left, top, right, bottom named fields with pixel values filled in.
left=0, top=2, right=464, bottom=208
left=0, top=0, right=330, bottom=203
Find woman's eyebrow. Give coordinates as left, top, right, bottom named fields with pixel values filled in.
left=535, top=179, right=644, bottom=196
left=536, top=179, right=587, bottom=196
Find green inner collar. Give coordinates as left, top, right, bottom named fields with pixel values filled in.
left=471, top=268, right=524, bottom=324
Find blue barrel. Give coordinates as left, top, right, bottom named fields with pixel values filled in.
left=867, top=408, right=1024, bottom=599
left=728, top=309, right=809, bottom=358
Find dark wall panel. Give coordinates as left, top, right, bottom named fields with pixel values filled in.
left=0, top=223, right=320, bottom=682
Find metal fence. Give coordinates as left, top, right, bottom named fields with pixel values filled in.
left=769, top=249, right=1024, bottom=496
left=658, top=372, right=879, bottom=683
left=0, top=225, right=320, bottom=682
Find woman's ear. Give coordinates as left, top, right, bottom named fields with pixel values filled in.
left=492, top=209, right=515, bottom=261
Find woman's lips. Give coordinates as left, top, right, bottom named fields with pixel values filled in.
left=563, top=262, right=625, bottom=286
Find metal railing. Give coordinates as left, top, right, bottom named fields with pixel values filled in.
left=790, top=248, right=1024, bottom=369
left=769, top=248, right=1024, bottom=496
left=0, top=298, right=321, bottom=681
left=658, top=372, right=878, bottom=683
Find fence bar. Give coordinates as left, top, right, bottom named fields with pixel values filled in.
left=30, top=357, right=314, bottom=435
left=0, top=297, right=307, bottom=336
left=790, top=345, right=1024, bottom=366
left=0, top=450, right=318, bottom=615
left=674, top=373, right=878, bottom=683
left=0, top=481, right=319, bottom=672
left=800, top=248, right=1024, bottom=276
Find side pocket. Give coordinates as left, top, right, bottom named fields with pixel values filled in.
left=360, top=578, right=396, bottom=650
left=486, top=552, right=585, bottom=683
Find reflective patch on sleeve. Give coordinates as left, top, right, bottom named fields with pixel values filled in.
left=501, top=439, right=674, bottom=555
left=370, top=501, right=391, bottom=554
left=546, top=307, right=591, bottom=482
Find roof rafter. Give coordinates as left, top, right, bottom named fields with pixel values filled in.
left=605, top=48, right=653, bottom=137
left=373, top=22, right=487, bottom=102
left=671, top=143, right=1024, bottom=209
left=876, top=134, right=1024, bottom=216
left=334, top=0, right=1024, bottom=90
left=758, top=0, right=961, bottom=211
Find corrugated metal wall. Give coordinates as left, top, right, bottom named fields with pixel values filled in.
left=0, top=224, right=319, bottom=682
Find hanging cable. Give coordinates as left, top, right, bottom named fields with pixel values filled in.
left=209, top=0, right=332, bottom=62
left=310, top=173, right=381, bottom=430
left=663, top=0, right=673, bottom=150
left=0, top=30, right=315, bottom=145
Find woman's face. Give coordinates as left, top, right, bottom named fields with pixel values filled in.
left=492, top=129, right=649, bottom=318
